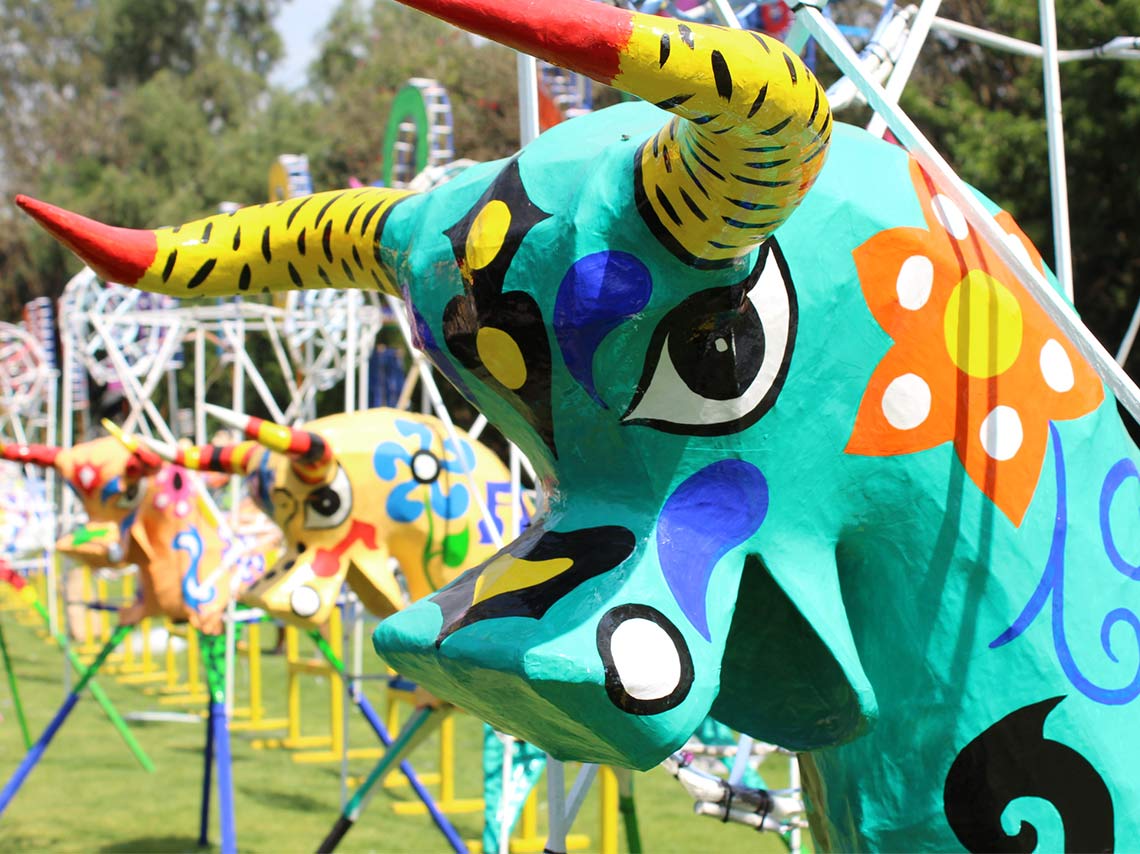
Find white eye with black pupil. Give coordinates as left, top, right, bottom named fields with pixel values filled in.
left=621, top=240, right=796, bottom=435
left=303, top=466, right=352, bottom=530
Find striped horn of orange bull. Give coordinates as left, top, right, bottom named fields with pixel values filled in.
left=101, top=421, right=163, bottom=479
left=108, top=422, right=263, bottom=478
left=14, top=184, right=412, bottom=300
left=394, top=0, right=831, bottom=268
left=204, top=404, right=333, bottom=484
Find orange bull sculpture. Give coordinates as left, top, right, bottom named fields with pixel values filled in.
left=134, top=405, right=531, bottom=629
left=0, top=433, right=265, bottom=634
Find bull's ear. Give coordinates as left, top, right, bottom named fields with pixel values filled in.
left=713, top=549, right=876, bottom=749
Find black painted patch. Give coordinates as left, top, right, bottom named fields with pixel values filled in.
left=441, top=158, right=557, bottom=455
left=432, top=524, right=635, bottom=644
left=944, top=696, right=1114, bottom=853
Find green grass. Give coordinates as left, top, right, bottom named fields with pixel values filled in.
left=0, top=612, right=803, bottom=853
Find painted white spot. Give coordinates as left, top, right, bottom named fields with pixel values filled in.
left=608, top=617, right=681, bottom=701
left=175, top=500, right=190, bottom=517
left=290, top=585, right=321, bottom=618
left=1039, top=339, right=1074, bottom=393
left=78, top=466, right=96, bottom=490
left=881, top=373, right=932, bottom=430
left=714, top=337, right=729, bottom=353
left=154, top=493, right=169, bottom=509
left=979, top=406, right=1023, bottom=461
left=1004, top=232, right=1033, bottom=266
left=931, top=194, right=970, bottom=240
left=896, top=255, right=935, bottom=310
left=411, top=452, right=439, bottom=482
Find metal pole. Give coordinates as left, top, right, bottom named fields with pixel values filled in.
left=1038, top=0, right=1075, bottom=299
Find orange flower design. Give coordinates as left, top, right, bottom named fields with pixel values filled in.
left=846, top=158, right=1103, bottom=526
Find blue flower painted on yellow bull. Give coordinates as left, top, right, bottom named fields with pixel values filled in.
left=18, top=0, right=1140, bottom=849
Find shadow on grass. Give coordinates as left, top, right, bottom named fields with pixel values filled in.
left=98, top=835, right=208, bottom=852
left=238, top=785, right=327, bottom=812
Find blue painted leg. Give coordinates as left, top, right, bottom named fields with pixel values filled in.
left=0, top=624, right=131, bottom=817
left=198, top=700, right=215, bottom=847
left=212, top=700, right=237, bottom=854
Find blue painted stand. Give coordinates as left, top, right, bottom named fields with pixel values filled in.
left=198, top=700, right=216, bottom=847
left=212, top=700, right=237, bottom=854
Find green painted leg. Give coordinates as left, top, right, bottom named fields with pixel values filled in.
left=0, top=619, right=31, bottom=750
left=317, top=706, right=441, bottom=853
left=29, top=601, right=153, bottom=772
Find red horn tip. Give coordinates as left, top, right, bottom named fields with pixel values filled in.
left=397, top=0, right=630, bottom=83
left=15, top=195, right=157, bottom=285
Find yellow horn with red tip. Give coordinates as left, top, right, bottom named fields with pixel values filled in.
left=15, top=185, right=411, bottom=299
left=395, top=0, right=831, bottom=268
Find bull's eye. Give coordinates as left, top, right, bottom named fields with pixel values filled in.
left=115, top=479, right=146, bottom=509
left=621, top=240, right=796, bottom=435
left=303, top=466, right=352, bottom=530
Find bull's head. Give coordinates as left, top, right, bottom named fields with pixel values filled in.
left=132, top=406, right=527, bottom=628
left=15, top=0, right=833, bottom=766
left=4, top=432, right=244, bottom=633
left=25, top=8, right=1138, bottom=849
left=1, top=436, right=156, bottom=568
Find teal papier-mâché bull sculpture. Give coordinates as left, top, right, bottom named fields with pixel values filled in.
left=16, top=0, right=1140, bottom=848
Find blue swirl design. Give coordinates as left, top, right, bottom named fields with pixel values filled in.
left=991, top=423, right=1140, bottom=705
left=175, top=527, right=213, bottom=609
left=373, top=419, right=474, bottom=523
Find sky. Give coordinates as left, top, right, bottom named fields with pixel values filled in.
left=270, top=0, right=342, bottom=91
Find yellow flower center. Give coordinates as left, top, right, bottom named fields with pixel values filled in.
left=943, top=270, right=1023, bottom=378
left=466, top=200, right=511, bottom=270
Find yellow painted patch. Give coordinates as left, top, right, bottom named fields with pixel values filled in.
left=476, top=327, right=527, bottom=390
left=466, top=200, right=512, bottom=271
left=472, top=554, right=573, bottom=606
left=943, top=271, right=1023, bottom=378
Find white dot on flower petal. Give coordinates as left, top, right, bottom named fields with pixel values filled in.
left=1005, top=232, right=1033, bottom=266
left=896, top=255, right=934, bottom=310
left=175, top=500, right=189, bottom=517
left=881, top=373, right=932, bottom=430
left=155, top=494, right=169, bottom=508
left=932, top=194, right=970, bottom=240
left=979, top=406, right=1023, bottom=461
left=1040, top=339, right=1074, bottom=393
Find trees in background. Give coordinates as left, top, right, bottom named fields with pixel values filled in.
left=1, top=0, right=1137, bottom=388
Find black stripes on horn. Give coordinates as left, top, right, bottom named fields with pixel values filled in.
left=679, top=188, right=707, bottom=222
left=748, top=84, right=768, bottom=119
left=288, top=262, right=304, bottom=288
left=285, top=196, right=310, bottom=228
left=232, top=227, right=242, bottom=250
left=783, top=53, right=798, bottom=84
left=710, top=50, right=732, bottom=101
left=659, top=33, right=670, bottom=67
left=321, top=221, right=334, bottom=263
left=655, top=187, right=683, bottom=226
left=341, top=258, right=356, bottom=282
left=238, top=264, right=252, bottom=291
left=261, top=227, right=272, bottom=263
left=201, top=222, right=213, bottom=244
left=344, top=202, right=364, bottom=234
left=317, top=266, right=332, bottom=286
left=312, top=192, right=342, bottom=229
left=359, top=200, right=384, bottom=236
left=297, top=228, right=307, bottom=256
left=186, top=258, right=217, bottom=290
left=161, top=251, right=177, bottom=283
left=655, top=93, right=694, bottom=110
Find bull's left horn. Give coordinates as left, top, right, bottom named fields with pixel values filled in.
left=205, top=404, right=333, bottom=484
left=16, top=186, right=412, bottom=298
